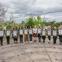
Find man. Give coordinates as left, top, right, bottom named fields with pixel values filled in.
left=29, top=26, right=32, bottom=41
left=12, top=28, right=18, bottom=44
left=19, top=28, right=23, bottom=43
left=47, top=26, right=51, bottom=43
left=32, top=26, right=38, bottom=43
left=38, top=27, right=42, bottom=42
left=0, top=28, right=4, bottom=46
left=42, top=27, right=46, bottom=43
left=52, top=27, right=57, bottom=44
left=6, top=28, right=11, bottom=44
left=58, top=25, right=62, bottom=44
left=24, top=27, right=29, bottom=44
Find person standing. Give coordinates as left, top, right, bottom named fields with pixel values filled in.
left=0, top=28, right=4, bottom=46
left=12, top=28, right=18, bottom=44
left=38, top=27, right=42, bottom=42
left=47, top=26, right=51, bottom=43
left=52, top=27, right=57, bottom=44
left=42, top=27, right=46, bottom=43
left=29, top=26, right=32, bottom=42
left=58, top=25, right=62, bottom=44
left=6, top=29, right=11, bottom=44
left=32, top=26, right=38, bottom=43
left=19, top=28, right=23, bottom=43
left=24, top=27, right=29, bottom=44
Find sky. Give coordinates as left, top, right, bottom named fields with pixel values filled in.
left=0, top=0, right=62, bottom=22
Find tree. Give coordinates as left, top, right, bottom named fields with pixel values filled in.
left=25, top=17, right=34, bottom=28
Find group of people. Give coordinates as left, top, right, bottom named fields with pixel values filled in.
left=0, top=25, right=62, bottom=46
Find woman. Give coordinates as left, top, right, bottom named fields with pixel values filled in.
left=38, top=27, right=42, bottom=42
left=29, top=26, right=32, bottom=41
left=12, top=28, right=18, bottom=44
left=52, top=27, right=57, bottom=44
left=58, top=25, right=62, bottom=45
left=32, top=26, right=38, bottom=43
left=42, top=28, right=46, bottom=43
left=47, top=26, right=51, bottom=43
left=24, top=27, right=29, bottom=44
left=19, top=28, right=23, bottom=43
left=0, top=28, right=4, bottom=46
left=6, top=29, right=11, bottom=44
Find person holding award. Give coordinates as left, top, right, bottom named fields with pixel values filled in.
left=19, top=28, right=23, bottom=43
left=12, top=28, right=18, bottom=44
left=29, top=26, right=32, bottom=42
left=47, top=26, right=51, bottom=43
left=32, top=26, right=38, bottom=43
left=42, top=27, right=46, bottom=43
left=38, top=27, right=42, bottom=42
left=0, top=28, right=4, bottom=46
left=6, top=28, right=11, bottom=44
left=52, top=27, right=57, bottom=44
left=24, top=27, right=29, bottom=44
left=58, top=25, right=62, bottom=44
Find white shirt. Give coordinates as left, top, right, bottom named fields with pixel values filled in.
left=53, top=30, right=57, bottom=36
left=20, top=30, right=23, bottom=35
left=58, top=29, right=62, bottom=35
left=33, top=28, right=37, bottom=33
left=38, top=28, right=41, bottom=34
left=47, top=29, right=51, bottom=35
left=24, top=29, right=28, bottom=34
left=13, top=31, right=17, bottom=36
left=42, top=29, right=46, bottom=35
left=6, top=30, right=11, bottom=36
left=29, top=29, right=32, bottom=34
left=0, top=31, right=4, bottom=37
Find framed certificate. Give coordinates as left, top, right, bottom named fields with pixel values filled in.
left=29, top=29, right=32, bottom=34
left=13, top=31, right=17, bottom=36
left=58, top=29, right=62, bottom=35
left=0, top=31, right=4, bottom=37
left=6, top=31, right=11, bottom=36
left=38, top=29, right=41, bottom=34
left=20, top=30, right=23, bottom=35
left=33, top=28, right=37, bottom=33
left=48, top=30, right=51, bottom=35
left=24, top=29, right=28, bottom=34
left=53, top=30, right=57, bottom=36
left=42, top=30, right=45, bottom=35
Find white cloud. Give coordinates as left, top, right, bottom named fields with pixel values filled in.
left=0, top=0, right=62, bottom=22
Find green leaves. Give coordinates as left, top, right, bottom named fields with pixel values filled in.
left=0, top=16, right=62, bottom=29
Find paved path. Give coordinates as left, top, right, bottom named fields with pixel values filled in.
left=0, top=43, right=62, bottom=62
